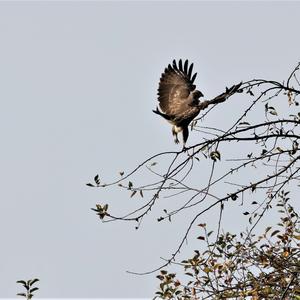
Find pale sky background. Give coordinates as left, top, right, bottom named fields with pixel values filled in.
left=1, top=1, right=300, bottom=298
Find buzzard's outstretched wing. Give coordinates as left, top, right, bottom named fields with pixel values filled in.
left=154, top=59, right=242, bottom=148
left=157, top=59, right=199, bottom=116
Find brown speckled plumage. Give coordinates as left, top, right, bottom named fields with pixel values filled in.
left=153, top=59, right=242, bottom=149
left=153, top=59, right=204, bottom=147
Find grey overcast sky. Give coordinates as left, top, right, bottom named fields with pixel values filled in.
left=0, top=1, right=300, bottom=298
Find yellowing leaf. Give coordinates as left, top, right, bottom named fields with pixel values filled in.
left=282, top=250, right=289, bottom=257
left=203, top=267, right=212, bottom=273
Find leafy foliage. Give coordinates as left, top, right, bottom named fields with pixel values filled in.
left=88, top=62, right=300, bottom=298
left=16, top=278, right=39, bottom=300
left=91, top=203, right=109, bottom=220
left=155, top=197, right=300, bottom=299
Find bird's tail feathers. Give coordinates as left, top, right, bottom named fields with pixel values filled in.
left=152, top=107, right=171, bottom=121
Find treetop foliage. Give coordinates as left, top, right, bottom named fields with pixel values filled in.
left=88, top=62, right=300, bottom=299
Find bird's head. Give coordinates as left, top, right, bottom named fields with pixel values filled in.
left=193, top=90, right=204, bottom=100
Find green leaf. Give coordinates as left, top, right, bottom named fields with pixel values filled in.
left=267, top=106, right=278, bottom=116
left=17, top=293, right=27, bottom=298
left=156, top=275, right=164, bottom=280
left=276, top=146, right=283, bottom=153
left=247, top=89, right=254, bottom=96
left=94, top=174, right=100, bottom=185
left=230, top=193, right=238, bottom=201
left=29, top=278, right=39, bottom=286
left=293, top=140, right=299, bottom=150
left=210, top=150, right=221, bottom=161
left=265, top=226, right=272, bottom=233
left=271, top=230, right=280, bottom=237
left=261, top=149, right=268, bottom=155
left=265, top=102, right=269, bottom=112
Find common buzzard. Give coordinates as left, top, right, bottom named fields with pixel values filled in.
left=153, top=59, right=242, bottom=149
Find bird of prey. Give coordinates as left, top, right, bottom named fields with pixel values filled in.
left=153, top=59, right=242, bottom=149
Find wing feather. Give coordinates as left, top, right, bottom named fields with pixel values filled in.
left=191, top=72, right=197, bottom=83
left=157, top=59, right=201, bottom=116
left=172, top=59, right=178, bottom=71
left=178, top=59, right=183, bottom=72
left=188, top=63, right=193, bottom=79
left=184, top=60, right=188, bottom=74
